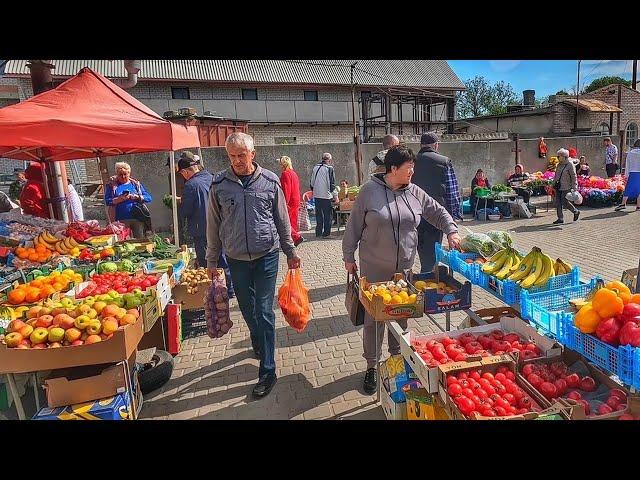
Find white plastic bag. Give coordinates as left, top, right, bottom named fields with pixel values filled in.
left=566, top=190, right=583, bottom=205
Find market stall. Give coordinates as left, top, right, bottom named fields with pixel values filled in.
left=372, top=230, right=640, bottom=420
left=0, top=68, right=204, bottom=419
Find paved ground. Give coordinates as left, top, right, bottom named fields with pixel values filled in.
left=140, top=199, right=640, bottom=420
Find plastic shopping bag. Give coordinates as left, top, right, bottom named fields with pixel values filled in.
left=298, top=203, right=312, bottom=232
left=278, top=268, right=311, bottom=333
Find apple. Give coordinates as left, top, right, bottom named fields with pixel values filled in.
left=119, top=313, right=137, bottom=326
left=87, top=309, right=98, bottom=319
left=84, top=335, right=102, bottom=345
left=74, top=315, right=92, bottom=330
left=114, top=308, right=127, bottom=321
left=31, top=343, right=47, bottom=349
left=19, top=338, right=31, bottom=347
left=126, top=308, right=140, bottom=319
left=27, top=306, right=43, bottom=319
left=75, top=304, right=92, bottom=316
left=64, top=327, right=82, bottom=343
left=7, top=319, right=26, bottom=333
left=86, top=320, right=102, bottom=335
left=60, top=297, right=74, bottom=308
left=70, top=339, right=84, bottom=346
left=93, top=301, right=107, bottom=314
left=50, top=307, right=67, bottom=317
left=53, top=314, right=75, bottom=330
left=35, top=315, right=54, bottom=329
left=48, top=327, right=65, bottom=343
left=48, top=342, right=62, bottom=348
left=17, top=324, right=34, bottom=339
left=15, top=344, right=29, bottom=349
left=102, top=318, right=119, bottom=335
left=29, top=327, right=49, bottom=345
left=4, top=332, right=23, bottom=348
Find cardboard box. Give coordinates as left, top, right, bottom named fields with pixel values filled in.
left=379, top=355, right=422, bottom=403
left=0, top=313, right=144, bottom=374
left=409, top=266, right=472, bottom=315
left=359, top=273, right=424, bottom=321
left=339, top=199, right=354, bottom=211
left=395, top=316, right=562, bottom=393
left=405, top=388, right=449, bottom=420
left=171, top=269, right=223, bottom=311
left=43, top=354, right=136, bottom=408
left=380, top=374, right=407, bottom=420
left=621, top=267, right=638, bottom=294
left=142, top=293, right=161, bottom=333
left=518, top=348, right=636, bottom=420
left=437, top=355, right=554, bottom=420
left=458, top=306, right=521, bottom=329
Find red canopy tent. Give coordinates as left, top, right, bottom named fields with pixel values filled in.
left=0, top=67, right=200, bottom=241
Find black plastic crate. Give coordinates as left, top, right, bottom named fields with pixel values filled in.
left=181, top=308, right=208, bottom=340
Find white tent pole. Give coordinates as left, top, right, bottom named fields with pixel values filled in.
left=169, top=151, right=180, bottom=246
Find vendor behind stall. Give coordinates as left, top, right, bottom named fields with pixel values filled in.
left=576, top=156, right=591, bottom=177
left=507, top=164, right=531, bottom=204
left=20, top=163, right=50, bottom=218
left=470, top=169, right=490, bottom=212
left=104, top=161, right=152, bottom=238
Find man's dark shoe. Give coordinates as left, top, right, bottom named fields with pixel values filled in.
left=252, top=374, right=277, bottom=398
left=322, top=233, right=331, bottom=238
left=363, top=368, right=377, bottom=395
left=294, top=237, right=304, bottom=246
left=615, top=204, right=627, bottom=211
left=552, top=219, right=564, bottom=225
left=573, top=211, right=580, bottom=222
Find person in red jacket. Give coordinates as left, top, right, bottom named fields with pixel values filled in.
left=279, top=156, right=304, bottom=246
left=20, top=163, right=50, bottom=218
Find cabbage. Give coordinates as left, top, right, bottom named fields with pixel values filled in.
left=118, top=259, right=135, bottom=272
left=97, top=262, right=118, bottom=273
left=460, top=233, right=501, bottom=257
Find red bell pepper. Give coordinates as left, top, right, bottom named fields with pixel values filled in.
left=595, top=317, right=621, bottom=346
left=619, top=321, right=640, bottom=347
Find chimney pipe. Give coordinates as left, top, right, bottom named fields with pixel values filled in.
left=523, top=89, right=535, bottom=107
left=113, top=60, right=141, bottom=89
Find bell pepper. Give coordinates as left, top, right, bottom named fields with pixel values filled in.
left=591, top=288, right=624, bottom=318
left=619, top=321, right=640, bottom=347
left=595, top=317, right=621, bottom=346
left=605, top=281, right=632, bottom=304
left=574, top=304, right=602, bottom=334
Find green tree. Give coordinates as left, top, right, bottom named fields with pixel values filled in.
left=584, top=76, right=631, bottom=93
left=555, top=89, right=569, bottom=95
left=456, top=76, right=519, bottom=118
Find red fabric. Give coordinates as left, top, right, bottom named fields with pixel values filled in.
left=20, top=164, right=49, bottom=218
left=475, top=178, right=488, bottom=188
left=569, top=147, right=578, bottom=158
left=0, top=67, right=199, bottom=162
left=280, top=168, right=301, bottom=242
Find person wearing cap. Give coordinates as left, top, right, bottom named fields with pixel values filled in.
left=614, top=139, right=640, bottom=211
left=9, top=168, right=26, bottom=203
left=177, top=152, right=234, bottom=297
left=604, top=137, right=619, bottom=178
left=568, top=147, right=579, bottom=167
left=552, top=148, right=579, bottom=225
left=104, top=161, right=153, bottom=238
left=368, top=134, right=400, bottom=176
left=507, top=164, right=531, bottom=204
left=412, top=131, right=461, bottom=272
left=206, top=132, right=300, bottom=398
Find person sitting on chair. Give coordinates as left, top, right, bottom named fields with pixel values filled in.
left=507, top=164, right=531, bottom=204
left=470, top=169, right=490, bottom=212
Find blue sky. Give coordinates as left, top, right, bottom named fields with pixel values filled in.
left=448, top=60, right=637, bottom=97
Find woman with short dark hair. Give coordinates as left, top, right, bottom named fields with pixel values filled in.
left=470, top=168, right=490, bottom=212
left=342, top=145, right=461, bottom=395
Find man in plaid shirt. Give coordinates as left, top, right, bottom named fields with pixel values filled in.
left=603, top=137, right=619, bottom=178
left=412, top=131, right=461, bottom=273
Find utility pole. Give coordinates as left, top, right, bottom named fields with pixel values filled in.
left=350, top=62, right=363, bottom=185
left=633, top=60, right=638, bottom=90
left=574, top=60, right=581, bottom=132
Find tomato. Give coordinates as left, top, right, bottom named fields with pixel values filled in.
left=458, top=379, right=470, bottom=388
left=476, top=388, right=488, bottom=399
left=491, top=340, right=511, bottom=352
left=441, top=336, right=458, bottom=347
left=609, top=388, right=628, bottom=403
left=117, top=287, right=127, bottom=294
left=566, top=391, right=582, bottom=401
left=606, top=396, right=621, bottom=409
left=512, top=388, right=524, bottom=401
left=526, top=373, right=543, bottom=389
left=431, top=347, right=447, bottom=361
left=597, top=404, right=613, bottom=415
left=484, top=385, right=496, bottom=396
left=580, top=376, right=597, bottom=392
left=461, top=388, right=475, bottom=398
left=477, top=334, right=493, bottom=349
left=481, top=372, right=495, bottom=381
left=578, top=399, right=591, bottom=416
left=494, top=372, right=507, bottom=383
left=502, top=393, right=516, bottom=405
left=517, top=408, right=529, bottom=415
left=539, top=382, right=558, bottom=399
left=458, top=333, right=476, bottom=345
left=456, top=396, right=475, bottom=416
left=141, top=280, right=152, bottom=289
left=489, top=330, right=504, bottom=340
left=480, top=408, right=496, bottom=418
left=565, top=373, right=580, bottom=388
left=554, top=379, right=568, bottom=396
left=457, top=372, right=468, bottom=380
left=469, top=370, right=481, bottom=381
left=493, top=397, right=510, bottom=410
left=510, top=341, right=523, bottom=351
left=494, top=406, right=507, bottom=416
left=453, top=353, right=467, bottom=362
left=504, top=381, right=518, bottom=395
left=448, top=384, right=463, bottom=397
left=518, top=396, right=532, bottom=409
left=446, top=376, right=458, bottom=386
left=503, top=333, right=521, bottom=344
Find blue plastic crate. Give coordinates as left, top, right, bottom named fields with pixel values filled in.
left=434, top=242, right=453, bottom=267
left=560, top=314, right=635, bottom=386
left=520, top=278, right=601, bottom=337
left=479, top=265, right=581, bottom=307
left=634, top=349, right=640, bottom=390
left=450, top=250, right=483, bottom=284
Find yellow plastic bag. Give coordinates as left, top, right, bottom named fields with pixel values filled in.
left=278, top=268, right=311, bottom=333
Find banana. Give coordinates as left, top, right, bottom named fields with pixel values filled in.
left=495, top=252, right=517, bottom=280
left=520, top=251, right=544, bottom=289
left=482, top=248, right=509, bottom=274
left=559, top=259, right=573, bottom=274
left=533, top=254, right=555, bottom=288
left=43, top=231, right=57, bottom=243
left=55, top=241, right=66, bottom=255
left=63, top=237, right=74, bottom=250
left=508, top=248, right=538, bottom=281
left=68, top=237, right=79, bottom=248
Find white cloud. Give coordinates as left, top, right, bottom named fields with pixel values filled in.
left=489, top=60, right=522, bottom=73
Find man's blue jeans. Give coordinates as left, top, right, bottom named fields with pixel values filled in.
left=194, top=236, right=234, bottom=296
left=226, top=250, right=279, bottom=379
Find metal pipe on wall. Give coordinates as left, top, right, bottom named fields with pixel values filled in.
left=169, top=151, right=180, bottom=245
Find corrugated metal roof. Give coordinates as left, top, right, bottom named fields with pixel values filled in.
left=4, top=60, right=464, bottom=90
left=558, top=98, right=622, bottom=112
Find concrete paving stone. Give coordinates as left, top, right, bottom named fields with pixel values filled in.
left=303, top=405, right=334, bottom=420
left=303, top=361, right=321, bottom=371
left=294, top=356, right=319, bottom=365
left=320, top=358, right=344, bottom=367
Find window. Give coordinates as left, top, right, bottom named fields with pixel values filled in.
left=303, top=90, right=318, bottom=101
left=274, top=137, right=296, bottom=145
left=625, top=122, right=638, bottom=151
left=599, top=122, right=610, bottom=134
left=242, top=88, right=258, bottom=100
left=171, top=87, right=190, bottom=99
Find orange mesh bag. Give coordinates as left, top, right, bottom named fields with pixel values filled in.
left=278, top=268, right=311, bottom=333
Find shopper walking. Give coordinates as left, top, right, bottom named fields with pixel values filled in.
left=552, top=148, right=580, bottom=225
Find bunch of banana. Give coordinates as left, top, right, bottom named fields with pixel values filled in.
left=506, top=247, right=556, bottom=289
left=554, top=258, right=573, bottom=275
left=33, top=230, right=59, bottom=250
left=481, top=247, right=523, bottom=280
left=54, top=237, right=81, bottom=256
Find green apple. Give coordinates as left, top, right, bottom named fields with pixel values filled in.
left=108, top=290, right=120, bottom=298
left=48, top=327, right=65, bottom=343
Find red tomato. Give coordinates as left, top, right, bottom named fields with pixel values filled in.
left=502, top=393, right=516, bottom=405
left=456, top=396, right=475, bottom=416
left=448, top=384, right=463, bottom=397
left=441, top=336, right=458, bottom=347
left=446, top=376, right=458, bottom=386
left=494, top=406, right=507, bottom=416
left=469, top=371, right=481, bottom=381
left=481, top=372, right=495, bottom=381
left=505, top=371, right=515, bottom=381
left=461, top=388, right=475, bottom=398
left=565, top=373, right=580, bottom=388
left=494, top=372, right=507, bottom=383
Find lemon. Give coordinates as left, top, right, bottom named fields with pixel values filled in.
left=62, top=269, right=75, bottom=277
left=50, top=271, right=61, bottom=278
left=399, top=291, right=409, bottom=301
left=391, top=294, right=403, bottom=305
left=382, top=294, right=392, bottom=304
left=408, top=294, right=417, bottom=304
left=414, top=281, right=427, bottom=291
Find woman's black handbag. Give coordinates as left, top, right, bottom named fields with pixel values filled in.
left=130, top=201, right=151, bottom=222
left=345, top=272, right=365, bottom=327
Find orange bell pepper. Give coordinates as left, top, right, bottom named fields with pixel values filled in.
left=574, top=304, right=602, bottom=334
left=605, top=281, right=632, bottom=304
left=631, top=293, right=640, bottom=304
left=592, top=288, right=624, bottom=318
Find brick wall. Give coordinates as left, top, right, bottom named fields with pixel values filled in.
left=250, top=124, right=353, bottom=145
left=582, top=86, right=640, bottom=149
left=551, top=104, right=575, bottom=134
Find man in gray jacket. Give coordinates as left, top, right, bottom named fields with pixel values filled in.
left=206, top=132, right=301, bottom=398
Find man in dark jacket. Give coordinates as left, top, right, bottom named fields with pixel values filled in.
left=177, top=152, right=234, bottom=297
left=412, top=132, right=461, bottom=272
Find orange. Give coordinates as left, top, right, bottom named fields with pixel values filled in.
left=35, top=244, right=47, bottom=254
left=8, top=289, right=26, bottom=305
left=27, top=248, right=36, bottom=255
left=30, top=279, right=44, bottom=288
left=52, top=282, right=64, bottom=292
left=37, top=254, right=48, bottom=263
left=28, top=253, right=39, bottom=262
left=40, top=285, right=56, bottom=298
left=25, top=288, right=41, bottom=303
left=15, top=247, right=25, bottom=256
left=17, top=249, right=29, bottom=259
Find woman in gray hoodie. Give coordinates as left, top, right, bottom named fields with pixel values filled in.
left=342, top=145, right=461, bottom=395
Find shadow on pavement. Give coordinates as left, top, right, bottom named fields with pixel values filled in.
left=511, top=224, right=564, bottom=233
left=579, top=211, right=628, bottom=221
left=308, top=283, right=346, bottom=303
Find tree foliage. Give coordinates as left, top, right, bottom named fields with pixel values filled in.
left=584, top=76, right=631, bottom=93
left=456, top=76, right=519, bottom=118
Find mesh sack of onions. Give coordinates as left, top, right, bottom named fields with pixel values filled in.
left=204, top=276, right=233, bottom=338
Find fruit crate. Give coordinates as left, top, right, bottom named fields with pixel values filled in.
left=449, top=250, right=484, bottom=284
left=434, top=242, right=454, bottom=267
left=479, top=266, right=581, bottom=307
left=519, top=278, right=601, bottom=338
left=409, top=265, right=472, bottom=315
left=634, top=349, right=640, bottom=390
left=558, top=314, right=635, bottom=386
